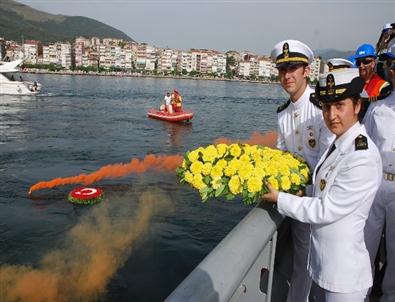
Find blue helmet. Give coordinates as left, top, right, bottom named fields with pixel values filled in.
left=347, top=55, right=356, bottom=67
left=354, top=44, right=376, bottom=59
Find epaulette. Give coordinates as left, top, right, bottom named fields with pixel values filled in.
left=355, top=134, right=368, bottom=150
left=277, top=100, right=291, bottom=113
left=309, top=93, right=322, bottom=109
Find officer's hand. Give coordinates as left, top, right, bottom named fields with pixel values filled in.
left=262, top=182, right=279, bottom=203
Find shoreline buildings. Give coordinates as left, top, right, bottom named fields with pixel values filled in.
left=0, top=36, right=322, bottom=81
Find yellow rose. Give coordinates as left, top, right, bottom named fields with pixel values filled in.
left=239, top=154, right=250, bottom=163
left=277, top=162, right=290, bottom=176
left=224, top=164, right=237, bottom=177
left=216, top=159, right=228, bottom=169
left=188, top=150, right=199, bottom=162
left=202, top=145, right=219, bottom=162
left=229, top=175, right=243, bottom=195
left=216, top=144, right=228, bottom=157
left=280, top=175, right=291, bottom=191
left=192, top=174, right=206, bottom=190
left=202, top=162, right=212, bottom=176
left=190, top=161, right=204, bottom=175
left=290, top=173, right=301, bottom=185
left=268, top=175, right=279, bottom=190
left=184, top=171, right=194, bottom=183
left=210, top=164, right=224, bottom=179
left=238, top=162, right=254, bottom=180
left=230, top=144, right=242, bottom=158
left=247, top=177, right=263, bottom=193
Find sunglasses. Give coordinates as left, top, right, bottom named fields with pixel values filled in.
left=356, top=58, right=375, bottom=67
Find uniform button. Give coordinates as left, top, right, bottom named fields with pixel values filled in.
left=294, top=112, right=299, bottom=118
left=298, top=146, right=303, bottom=151
left=295, top=130, right=299, bottom=135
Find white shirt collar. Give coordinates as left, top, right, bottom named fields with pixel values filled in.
left=290, top=85, right=312, bottom=110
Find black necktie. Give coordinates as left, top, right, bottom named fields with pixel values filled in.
left=315, top=144, right=336, bottom=175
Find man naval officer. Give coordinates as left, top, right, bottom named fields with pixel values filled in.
left=263, top=68, right=382, bottom=302
left=364, top=37, right=395, bottom=302
left=270, top=39, right=333, bottom=302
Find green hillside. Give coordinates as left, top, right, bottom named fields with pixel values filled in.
left=0, top=0, right=134, bottom=43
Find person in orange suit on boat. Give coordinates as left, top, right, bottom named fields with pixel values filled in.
left=171, top=89, right=183, bottom=112
left=354, top=44, right=391, bottom=120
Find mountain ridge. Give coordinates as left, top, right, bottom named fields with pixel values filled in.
left=0, top=0, right=134, bottom=43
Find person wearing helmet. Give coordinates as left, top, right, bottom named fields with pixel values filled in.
left=171, top=89, right=183, bottom=112
left=364, top=37, right=395, bottom=302
left=263, top=68, right=382, bottom=301
left=270, top=39, right=334, bottom=302
left=354, top=43, right=391, bottom=119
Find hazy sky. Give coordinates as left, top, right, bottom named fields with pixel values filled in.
left=17, top=0, right=395, bottom=54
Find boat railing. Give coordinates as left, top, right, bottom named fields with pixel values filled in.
left=165, top=202, right=284, bottom=302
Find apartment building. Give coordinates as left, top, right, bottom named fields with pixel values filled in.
left=136, top=43, right=157, bottom=71
left=258, top=56, right=277, bottom=78
left=23, top=40, right=42, bottom=64
left=177, top=51, right=193, bottom=73
left=157, top=48, right=179, bottom=73
left=309, top=56, right=321, bottom=81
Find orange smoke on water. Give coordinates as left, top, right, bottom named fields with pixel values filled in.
left=1, top=190, right=173, bottom=302
left=28, top=154, right=183, bottom=195
left=214, top=130, right=278, bottom=148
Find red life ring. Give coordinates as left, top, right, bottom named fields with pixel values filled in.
left=68, top=187, right=104, bottom=205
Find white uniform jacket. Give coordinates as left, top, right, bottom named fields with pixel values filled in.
left=276, top=86, right=334, bottom=170
left=277, top=122, right=382, bottom=293
left=363, top=92, right=395, bottom=175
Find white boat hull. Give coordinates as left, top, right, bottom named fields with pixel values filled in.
left=0, top=80, right=41, bottom=95
left=0, top=60, right=42, bottom=95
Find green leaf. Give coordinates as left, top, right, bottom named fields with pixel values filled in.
left=214, top=184, right=226, bottom=197
left=199, top=186, right=210, bottom=194
left=203, top=176, right=211, bottom=184
left=242, top=190, right=248, bottom=199
left=225, top=193, right=235, bottom=200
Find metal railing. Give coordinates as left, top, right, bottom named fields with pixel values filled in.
left=166, top=202, right=284, bottom=302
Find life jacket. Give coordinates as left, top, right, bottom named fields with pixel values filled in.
left=175, top=95, right=182, bottom=107
left=364, top=74, right=389, bottom=98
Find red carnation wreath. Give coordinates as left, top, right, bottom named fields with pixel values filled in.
left=68, top=187, right=104, bottom=205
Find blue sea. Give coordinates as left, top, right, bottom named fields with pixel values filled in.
left=0, top=74, right=286, bottom=302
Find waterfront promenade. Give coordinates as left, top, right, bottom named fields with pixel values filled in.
left=22, top=68, right=279, bottom=85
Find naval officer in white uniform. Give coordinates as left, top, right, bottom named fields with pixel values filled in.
left=364, top=37, right=395, bottom=302
left=271, top=39, right=334, bottom=302
left=263, top=68, right=382, bottom=301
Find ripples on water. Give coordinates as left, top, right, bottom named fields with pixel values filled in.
left=0, top=74, right=286, bottom=301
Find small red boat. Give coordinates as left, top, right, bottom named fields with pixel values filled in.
left=147, top=108, right=194, bottom=122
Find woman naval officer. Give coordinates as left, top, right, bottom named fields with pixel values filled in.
left=263, top=68, right=382, bottom=301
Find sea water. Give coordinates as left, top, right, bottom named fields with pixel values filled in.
left=0, top=74, right=286, bottom=301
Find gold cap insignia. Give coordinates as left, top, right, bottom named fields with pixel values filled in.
left=326, top=74, right=335, bottom=95
left=309, top=138, right=316, bottom=148
left=283, top=43, right=289, bottom=58
left=320, top=179, right=326, bottom=191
